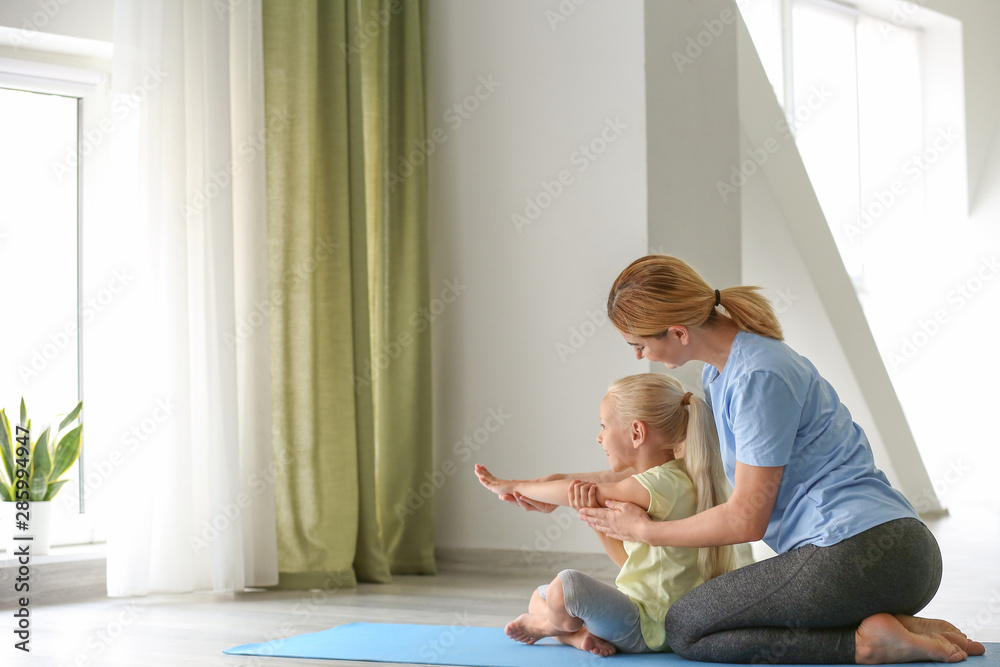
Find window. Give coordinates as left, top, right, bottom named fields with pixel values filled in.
left=0, top=50, right=109, bottom=549
left=741, top=0, right=972, bottom=504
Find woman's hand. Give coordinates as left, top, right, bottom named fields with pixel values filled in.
left=474, top=464, right=518, bottom=497
left=568, top=480, right=601, bottom=510
left=578, top=500, right=651, bottom=542
left=502, top=492, right=558, bottom=513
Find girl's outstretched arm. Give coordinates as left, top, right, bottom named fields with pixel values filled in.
left=497, top=469, right=632, bottom=513
left=475, top=464, right=650, bottom=510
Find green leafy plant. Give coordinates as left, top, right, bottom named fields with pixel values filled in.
left=0, top=398, right=82, bottom=502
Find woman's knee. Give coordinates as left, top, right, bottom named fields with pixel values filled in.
left=906, top=523, right=943, bottom=614
left=662, top=593, right=702, bottom=655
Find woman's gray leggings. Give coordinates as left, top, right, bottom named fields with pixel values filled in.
left=663, top=517, right=942, bottom=664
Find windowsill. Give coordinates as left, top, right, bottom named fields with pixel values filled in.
left=0, top=541, right=106, bottom=566
left=0, top=542, right=107, bottom=608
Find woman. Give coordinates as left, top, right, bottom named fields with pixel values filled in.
left=509, top=255, right=985, bottom=664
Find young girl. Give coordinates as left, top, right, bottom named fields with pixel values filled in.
left=475, top=372, right=748, bottom=656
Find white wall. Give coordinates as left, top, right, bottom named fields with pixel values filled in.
left=0, top=0, right=114, bottom=43
left=426, top=0, right=648, bottom=553
left=735, top=10, right=946, bottom=511
left=921, top=0, right=1000, bottom=204
left=644, top=0, right=742, bottom=392
left=890, top=0, right=1000, bottom=513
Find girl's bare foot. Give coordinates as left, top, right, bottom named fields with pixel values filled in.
left=556, top=627, right=617, bottom=657
left=895, top=616, right=986, bottom=656
left=580, top=631, right=617, bottom=657
left=856, top=613, right=967, bottom=664
left=505, top=613, right=561, bottom=645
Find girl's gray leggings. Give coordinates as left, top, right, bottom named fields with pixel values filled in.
left=663, top=517, right=942, bottom=663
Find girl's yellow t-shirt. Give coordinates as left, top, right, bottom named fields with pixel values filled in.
left=614, top=459, right=703, bottom=651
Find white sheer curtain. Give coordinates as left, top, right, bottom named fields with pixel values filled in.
left=104, top=0, right=278, bottom=595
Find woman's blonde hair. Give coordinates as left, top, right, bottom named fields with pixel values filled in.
left=606, top=373, right=746, bottom=581
left=607, top=255, right=783, bottom=341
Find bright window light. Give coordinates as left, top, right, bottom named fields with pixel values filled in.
left=0, top=86, right=84, bottom=548
left=0, top=87, right=79, bottom=430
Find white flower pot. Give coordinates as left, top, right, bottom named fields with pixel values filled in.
left=2, top=501, right=53, bottom=557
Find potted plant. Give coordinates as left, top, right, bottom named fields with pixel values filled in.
left=0, top=398, right=82, bottom=556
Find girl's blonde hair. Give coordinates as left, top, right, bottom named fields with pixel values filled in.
left=606, top=373, right=745, bottom=581
left=607, top=255, right=783, bottom=341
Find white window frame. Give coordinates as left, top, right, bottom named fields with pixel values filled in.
left=0, top=27, right=111, bottom=546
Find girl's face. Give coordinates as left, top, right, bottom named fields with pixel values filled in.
left=597, top=395, right=634, bottom=472
left=620, top=328, right=690, bottom=369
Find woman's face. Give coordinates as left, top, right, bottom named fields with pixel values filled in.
left=597, top=395, right=633, bottom=472
left=620, top=328, right=689, bottom=369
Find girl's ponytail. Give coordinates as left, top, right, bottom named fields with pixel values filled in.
left=684, top=395, right=749, bottom=581
left=606, top=373, right=751, bottom=581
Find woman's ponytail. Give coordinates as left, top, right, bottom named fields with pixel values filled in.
left=715, top=286, right=783, bottom=341
left=608, top=255, right=784, bottom=341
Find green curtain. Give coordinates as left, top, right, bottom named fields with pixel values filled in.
left=262, top=0, right=434, bottom=589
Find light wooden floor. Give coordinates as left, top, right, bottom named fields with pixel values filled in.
left=4, top=505, right=998, bottom=666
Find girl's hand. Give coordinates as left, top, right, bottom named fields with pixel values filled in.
left=568, top=480, right=601, bottom=510
left=474, top=464, right=518, bottom=497
left=578, top=500, right=651, bottom=542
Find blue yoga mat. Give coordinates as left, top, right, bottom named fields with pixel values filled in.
left=225, top=622, right=998, bottom=666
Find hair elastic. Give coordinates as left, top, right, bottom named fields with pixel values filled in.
left=681, top=391, right=692, bottom=406
left=714, top=289, right=721, bottom=307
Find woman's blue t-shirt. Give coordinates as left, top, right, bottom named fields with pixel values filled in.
left=702, top=330, right=919, bottom=554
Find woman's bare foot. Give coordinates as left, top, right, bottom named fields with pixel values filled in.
left=895, top=616, right=986, bottom=656
left=556, top=627, right=617, bottom=657
left=856, top=613, right=967, bottom=664
left=505, top=613, right=562, bottom=645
